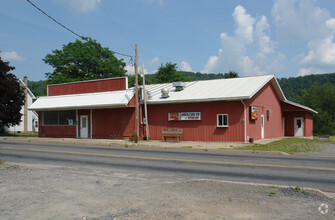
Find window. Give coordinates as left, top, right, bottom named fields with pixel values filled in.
left=43, top=110, right=76, bottom=125
left=217, top=114, right=228, bottom=127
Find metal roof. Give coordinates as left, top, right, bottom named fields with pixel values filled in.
left=28, top=90, right=134, bottom=111
left=283, top=100, right=318, bottom=114
left=144, top=74, right=286, bottom=104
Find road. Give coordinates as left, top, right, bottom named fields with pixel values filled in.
left=1, top=140, right=335, bottom=193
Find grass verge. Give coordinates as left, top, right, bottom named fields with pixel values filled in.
left=237, top=137, right=334, bottom=154
left=0, top=132, right=38, bottom=137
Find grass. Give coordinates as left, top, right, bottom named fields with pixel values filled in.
left=291, top=186, right=308, bottom=194
left=268, top=191, right=276, bottom=197
left=237, top=137, right=334, bottom=154
left=0, top=132, right=38, bottom=137
left=0, top=159, right=3, bottom=164
left=182, top=146, right=192, bottom=148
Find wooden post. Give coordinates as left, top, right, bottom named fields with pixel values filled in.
left=24, top=76, right=28, bottom=133
left=135, top=44, right=139, bottom=143
left=142, top=63, right=150, bottom=140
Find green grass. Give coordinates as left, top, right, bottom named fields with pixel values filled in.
left=0, top=132, right=38, bottom=137
left=291, top=186, right=308, bottom=194
left=237, top=137, right=334, bottom=154
left=182, top=146, right=192, bottom=148
left=0, top=159, right=3, bottom=164
left=268, top=191, right=276, bottom=197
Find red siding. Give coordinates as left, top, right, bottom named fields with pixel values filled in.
left=48, top=77, right=127, bottom=96
left=147, top=101, right=244, bottom=141
left=246, top=82, right=283, bottom=140
left=284, top=111, right=313, bottom=137
left=92, top=108, right=135, bottom=139
left=38, top=111, right=77, bottom=138
left=39, top=125, right=76, bottom=138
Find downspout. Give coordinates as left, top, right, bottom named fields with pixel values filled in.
left=241, top=100, right=247, bottom=144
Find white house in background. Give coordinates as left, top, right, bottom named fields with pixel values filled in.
left=6, top=77, right=39, bottom=133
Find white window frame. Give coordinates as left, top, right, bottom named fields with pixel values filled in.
left=217, top=114, right=228, bottom=127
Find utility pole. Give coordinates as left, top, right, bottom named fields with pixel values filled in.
left=134, top=44, right=139, bottom=143
left=24, top=76, right=28, bottom=133
left=142, top=63, right=150, bottom=140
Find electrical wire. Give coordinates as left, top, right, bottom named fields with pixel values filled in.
left=26, top=0, right=133, bottom=59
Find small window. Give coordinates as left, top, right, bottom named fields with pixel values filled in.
left=217, top=114, right=228, bottom=127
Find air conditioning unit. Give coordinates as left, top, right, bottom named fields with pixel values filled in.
left=267, top=109, right=272, bottom=117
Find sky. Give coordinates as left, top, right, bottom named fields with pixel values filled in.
left=1, top=0, right=335, bottom=81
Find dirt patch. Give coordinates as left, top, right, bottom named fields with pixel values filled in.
left=0, top=163, right=334, bottom=219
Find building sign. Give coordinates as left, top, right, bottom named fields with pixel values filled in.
left=168, top=112, right=201, bottom=121
left=168, top=112, right=180, bottom=121
left=249, top=106, right=258, bottom=120
left=180, top=112, right=201, bottom=120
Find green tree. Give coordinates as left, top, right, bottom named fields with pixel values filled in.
left=0, top=57, right=25, bottom=132
left=43, top=38, right=127, bottom=84
left=224, top=71, right=239, bottom=78
left=300, top=83, right=335, bottom=135
left=153, top=62, right=190, bottom=83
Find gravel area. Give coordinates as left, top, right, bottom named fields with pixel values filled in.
left=0, top=162, right=334, bottom=220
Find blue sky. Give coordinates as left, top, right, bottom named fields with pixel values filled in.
left=1, top=0, right=335, bottom=81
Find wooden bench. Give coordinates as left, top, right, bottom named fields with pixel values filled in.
left=162, top=128, right=183, bottom=142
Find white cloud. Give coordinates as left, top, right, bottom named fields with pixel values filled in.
left=180, top=61, right=192, bottom=72
left=233, top=5, right=254, bottom=44
left=148, top=56, right=159, bottom=66
left=61, top=0, right=101, bottom=13
left=272, top=0, right=331, bottom=41
left=124, top=64, right=135, bottom=75
left=0, top=51, right=25, bottom=61
left=124, top=64, right=149, bottom=75
left=273, top=0, right=335, bottom=76
left=203, top=6, right=282, bottom=75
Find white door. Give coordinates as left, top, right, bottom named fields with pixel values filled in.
left=80, top=115, right=89, bottom=138
left=261, top=114, right=265, bottom=139
left=294, top=117, right=304, bottom=137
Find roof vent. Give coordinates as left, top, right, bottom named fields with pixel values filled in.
left=161, top=88, right=169, bottom=98
left=173, top=82, right=186, bottom=91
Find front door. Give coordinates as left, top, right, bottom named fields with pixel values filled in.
left=294, top=117, right=304, bottom=137
left=261, top=114, right=265, bottom=139
left=80, top=115, right=89, bottom=138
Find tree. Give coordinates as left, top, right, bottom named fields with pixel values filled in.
left=43, top=38, right=127, bottom=84
left=300, top=83, right=335, bottom=135
left=0, top=57, right=25, bottom=132
left=224, top=71, right=239, bottom=79
left=153, top=62, right=190, bottom=83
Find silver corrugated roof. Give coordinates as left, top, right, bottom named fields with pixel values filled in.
left=28, top=90, right=134, bottom=111
left=144, top=74, right=286, bottom=104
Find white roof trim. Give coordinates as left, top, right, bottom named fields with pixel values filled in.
left=283, top=100, right=318, bottom=114
left=28, top=90, right=134, bottom=111
left=18, top=79, right=36, bottom=99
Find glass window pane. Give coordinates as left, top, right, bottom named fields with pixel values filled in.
left=59, top=110, right=76, bottom=125
left=223, top=115, right=228, bottom=126
left=43, top=111, right=58, bottom=125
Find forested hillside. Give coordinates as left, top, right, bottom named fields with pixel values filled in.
left=277, top=73, right=335, bottom=102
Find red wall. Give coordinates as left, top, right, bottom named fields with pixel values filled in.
left=246, top=82, right=283, bottom=140
left=92, top=107, right=135, bottom=139
left=284, top=111, right=313, bottom=137
left=147, top=101, right=244, bottom=141
left=38, top=111, right=77, bottom=138
left=48, top=77, right=127, bottom=96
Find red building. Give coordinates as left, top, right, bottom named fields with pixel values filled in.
left=29, top=75, right=317, bottom=142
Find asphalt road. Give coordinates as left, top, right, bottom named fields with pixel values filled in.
left=1, top=140, right=335, bottom=193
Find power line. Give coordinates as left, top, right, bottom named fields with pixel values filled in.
left=26, top=0, right=133, bottom=59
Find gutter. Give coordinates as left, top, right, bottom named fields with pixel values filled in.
left=241, top=100, right=247, bottom=144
